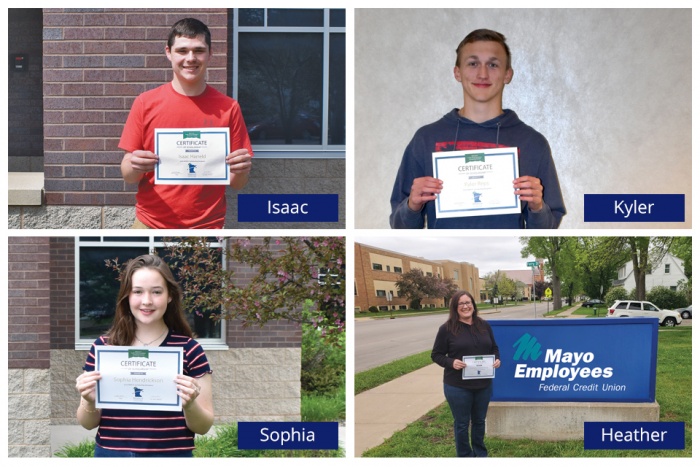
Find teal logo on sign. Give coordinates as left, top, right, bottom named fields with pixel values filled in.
left=513, top=333, right=542, bottom=361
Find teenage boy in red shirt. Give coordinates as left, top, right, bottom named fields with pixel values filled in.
left=120, top=18, right=253, bottom=229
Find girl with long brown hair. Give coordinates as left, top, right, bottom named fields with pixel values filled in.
left=74, top=255, right=214, bottom=457
left=431, top=290, right=500, bottom=457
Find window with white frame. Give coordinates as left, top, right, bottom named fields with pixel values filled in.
left=233, top=8, right=345, bottom=158
left=76, top=237, right=226, bottom=348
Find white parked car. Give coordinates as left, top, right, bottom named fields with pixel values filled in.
left=607, top=300, right=682, bottom=327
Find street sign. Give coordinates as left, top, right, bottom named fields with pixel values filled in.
left=545, top=287, right=552, bottom=298
left=527, top=261, right=538, bottom=267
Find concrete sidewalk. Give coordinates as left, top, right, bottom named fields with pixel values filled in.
left=354, top=363, right=445, bottom=456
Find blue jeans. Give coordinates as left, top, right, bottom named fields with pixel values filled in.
left=94, top=445, right=194, bottom=457
left=443, top=382, right=492, bottom=457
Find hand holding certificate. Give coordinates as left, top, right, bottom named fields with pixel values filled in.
left=433, top=148, right=520, bottom=219
left=95, top=346, right=184, bottom=411
left=462, top=355, right=496, bottom=380
left=155, top=127, right=231, bottom=185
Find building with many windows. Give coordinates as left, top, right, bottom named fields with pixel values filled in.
left=355, top=243, right=480, bottom=312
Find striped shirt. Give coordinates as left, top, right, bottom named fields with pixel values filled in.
left=83, top=332, right=212, bottom=453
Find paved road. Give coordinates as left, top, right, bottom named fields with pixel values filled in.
left=355, top=303, right=540, bottom=373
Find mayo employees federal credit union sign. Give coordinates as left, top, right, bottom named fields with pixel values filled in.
left=490, top=318, right=658, bottom=403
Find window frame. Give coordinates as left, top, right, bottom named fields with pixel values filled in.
left=74, top=237, right=228, bottom=351
left=232, top=8, right=345, bottom=159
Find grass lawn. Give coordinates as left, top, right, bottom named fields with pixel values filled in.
left=573, top=306, right=608, bottom=318
left=356, top=350, right=432, bottom=394
left=55, top=422, right=345, bottom=458
left=361, top=327, right=692, bottom=457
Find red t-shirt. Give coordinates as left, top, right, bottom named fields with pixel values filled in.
left=119, top=83, right=253, bottom=229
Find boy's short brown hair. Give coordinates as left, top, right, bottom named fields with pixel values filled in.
left=455, top=29, right=511, bottom=69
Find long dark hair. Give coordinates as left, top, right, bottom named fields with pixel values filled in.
left=446, top=290, right=486, bottom=336
left=107, top=255, right=193, bottom=345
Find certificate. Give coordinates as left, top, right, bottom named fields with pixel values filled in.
left=462, top=355, right=496, bottom=380
left=432, top=148, right=520, bottom=218
left=154, top=127, right=230, bottom=185
left=95, top=346, right=183, bottom=411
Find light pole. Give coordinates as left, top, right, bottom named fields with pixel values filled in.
left=527, top=261, right=538, bottom=318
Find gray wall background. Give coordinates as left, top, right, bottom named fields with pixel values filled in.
left=355, top=9, right=691, bottom=229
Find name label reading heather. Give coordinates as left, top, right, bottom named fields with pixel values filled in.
left=584, top=194, right=684, bottom=222
left=237, top=422, right=338, bottom=450
left=584, top=422, right=684, bottom=450
left=237, top=194, right=339, bottom=222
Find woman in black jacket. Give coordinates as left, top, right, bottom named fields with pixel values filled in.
left=431, top=290, right=500, bottom=457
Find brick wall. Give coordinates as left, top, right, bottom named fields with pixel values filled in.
left=42, top=8, right=228, bottom=207
left=9, top=8, right=44, bottom=172
left=9, top=237, right=51, bottom=369
left=49, top=237, right=76, bottom=349
left=226, top=237, right=302, bottom=347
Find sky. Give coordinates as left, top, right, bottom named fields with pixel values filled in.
left=354, top=235, right=539, bottom=275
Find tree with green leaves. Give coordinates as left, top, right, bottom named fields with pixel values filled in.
left=575, top=237, right=628, bottom=301
left=520, top=237, right=571, bottom=310
left=597, top=237, right=673, bottom=300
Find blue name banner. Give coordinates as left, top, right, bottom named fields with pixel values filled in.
left=238, top=422, right=338, bottom=450
left=584, top=422, right=685, bottom=450
left=238, top=194, right=339, bottom=222
left=584, top=194, right=684, bottom=222
left=491, top=319, right=658, bottom=402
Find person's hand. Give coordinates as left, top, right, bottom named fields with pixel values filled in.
left=226, top=148, right=252, bottom=176
left=513, top=176, right=543, bottom=212
left=75, top=371, right=102, bottom=403
left=408, top=177, right=443, bottom=211
left=493, top=359, right=501, bottom=369
left=175, top=375, right=202, bottom=409
left=129, top=150, right=159, bottom=173
left=452, top=359, right=466, bottom=370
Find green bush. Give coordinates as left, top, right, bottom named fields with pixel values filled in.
left=604, top=287, right=628, bottom=306
left=409, top=298, right=422, bottom=310
left=368, top=306, right=379, bottom=313
left=301, top=387, right=345, bottom=421
left=646, top=286, right=688, bottom=310
left=301, top=319, right=345, bottom=395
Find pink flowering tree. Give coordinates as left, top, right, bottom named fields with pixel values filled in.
left=158, top=237, right=345, bottom=345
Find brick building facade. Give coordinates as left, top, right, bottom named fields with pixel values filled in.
left=8, top=237, right=304, bottom=457
left=355, top=243, right=480, bottom=312
left=8, top=8, right=345, bottom=228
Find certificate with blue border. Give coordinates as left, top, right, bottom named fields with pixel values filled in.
left=462, top=355, right=496, bottom=380
left=155, top=127, right=230, bottom=185
left=432, top=148, right=520, bottom=218
left=95, top=346, right=183, bottom=411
